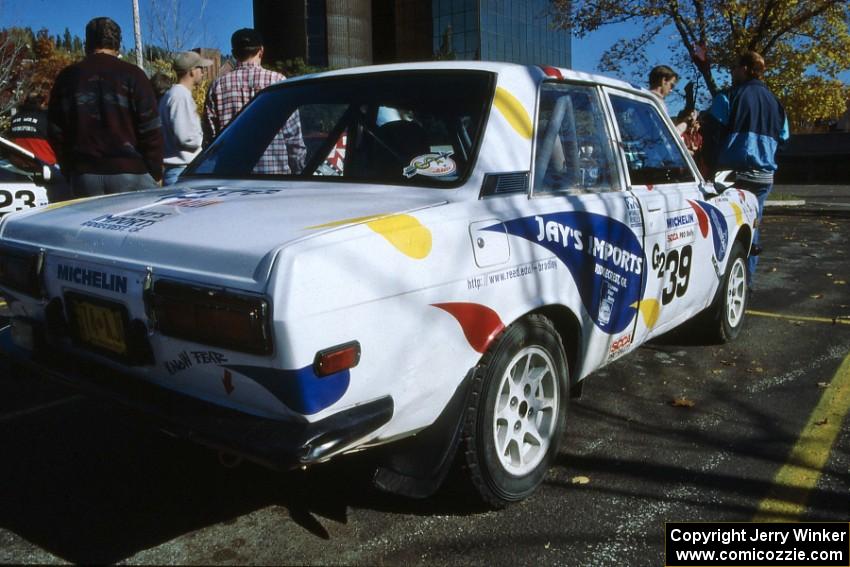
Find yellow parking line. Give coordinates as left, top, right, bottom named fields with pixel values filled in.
left=753, top=353, right=850, bottom=521
left=747, top=309, right=850, bottom=326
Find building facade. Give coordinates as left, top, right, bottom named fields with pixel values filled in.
left=254, top=0, right=571, bottom=69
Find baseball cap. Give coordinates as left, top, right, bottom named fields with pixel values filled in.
left=173, top=51, right=213, bottom=74
left=231, top=28, right=263, bottom=51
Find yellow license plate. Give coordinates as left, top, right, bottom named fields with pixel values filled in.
left=72, top=299, right=127, bottom=355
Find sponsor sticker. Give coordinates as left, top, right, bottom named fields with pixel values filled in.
left=164, top=350, right=229, bottom=376
left=607, top=333, right=633, bottom=361
left=403, top=151, right=456, bottom=178
left=487, top=212, right=646, bottom=334
left=625, top=196, right=643, bottom=228
left=81, top=210, right=171, bottom=233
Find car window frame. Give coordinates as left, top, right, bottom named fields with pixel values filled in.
left=529, top=79, right=625, bottom=199
left=600, top=87, right=704, bottom=189
left=185, top=69, right=497, bottom=190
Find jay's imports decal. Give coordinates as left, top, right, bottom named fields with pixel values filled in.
left=403, top=151, right=456, bottom=178
left=489, top=212, right=646, bottom=334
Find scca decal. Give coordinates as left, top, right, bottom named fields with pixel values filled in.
left=486, top=212, right=646, bottom=334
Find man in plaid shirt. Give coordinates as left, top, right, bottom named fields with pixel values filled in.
left=203, top=28, right=306, bottom=175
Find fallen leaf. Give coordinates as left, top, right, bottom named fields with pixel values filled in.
left=545, top=542, right=551, bottom=549
left=747, top=367, right=765, bottom=374
left=810, top=293, right=824, bottom=299
left=671, top=397, right=696, bottom=408
left=826, top=273, right=834, bottom=277
left=792, top=321, right=804, bottom=326
left=815, top=418, right=828, bottom=426
left=712, top=369, right=724, bottom=375
left=817, top=382, right=829, bottom=389
left=834, top=280, right=847, bottom=285
left=720, top=359, right=736, bottom=366
left=571, top=476, right=590, bottom=485
left=770, top=267, right=777, bottom=272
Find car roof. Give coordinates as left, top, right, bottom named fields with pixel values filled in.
left=282, top=60, right=639, bottom=93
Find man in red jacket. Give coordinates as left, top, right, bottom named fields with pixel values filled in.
left=48, top=17, right=163, bottom=197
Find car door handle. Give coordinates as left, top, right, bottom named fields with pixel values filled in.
left=647, top=206, right=662, bottom=212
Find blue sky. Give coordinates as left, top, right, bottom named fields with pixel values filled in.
left=0, top=0, right=669, bottom=75
left=2, top=0, right=846, bottom=92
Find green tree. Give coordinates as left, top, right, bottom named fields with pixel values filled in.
left=62, top=27, right=72, bottom=51
left=555, top=0, right=850, bottom=129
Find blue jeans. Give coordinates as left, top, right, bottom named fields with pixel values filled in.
left=743, top=182, right=773, bottom=287
left=163, top=166, right=187, bottom=186
left=70, top=172, right=157, bottom=197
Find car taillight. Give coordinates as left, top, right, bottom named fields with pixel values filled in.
left=0, top=247, right=43, bottom=298
left=313, top=341, right=361, bottom=377
left=151, top=279, right=271, bottom=355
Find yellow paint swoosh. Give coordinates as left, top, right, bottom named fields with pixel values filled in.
left=730, top=202, right=743, bottom=227
left=494, top=87, right=533, bottom=140
left=367, top=214, right=432, bottom=259
left=305, top=214, right=387, bottom=230
left=631, top=299, right=661, bottom=328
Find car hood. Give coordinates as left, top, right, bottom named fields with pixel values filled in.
left=0, top=182, right=448, bottom=288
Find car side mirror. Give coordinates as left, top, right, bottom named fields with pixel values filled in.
left=33, top=164, right=53, bottom=186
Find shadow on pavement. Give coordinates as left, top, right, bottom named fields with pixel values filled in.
left=0, top=396, right=483, bottom=564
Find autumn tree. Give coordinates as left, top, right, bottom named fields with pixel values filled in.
left=554, top=0, right=850, bottom=129
left=146, top=0, right=209, bottom=52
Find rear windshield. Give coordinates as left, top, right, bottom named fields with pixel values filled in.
left=187, top=71, right=494, bottom=187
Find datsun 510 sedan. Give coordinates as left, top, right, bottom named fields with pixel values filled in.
left=0, top=62, right=758, bottom=507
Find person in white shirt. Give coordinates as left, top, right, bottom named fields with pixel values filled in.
left=160, top=51, right=212, bottom=185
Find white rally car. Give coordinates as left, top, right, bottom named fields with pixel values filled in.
left=0, top=136, right=55, bottom=216
left=0, top=62, right=758, bottom=506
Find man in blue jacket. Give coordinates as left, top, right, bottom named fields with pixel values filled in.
left=708, top=51, right=789, bottom=288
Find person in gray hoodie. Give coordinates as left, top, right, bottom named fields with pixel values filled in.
left=159, top=51, right=212, bottom=185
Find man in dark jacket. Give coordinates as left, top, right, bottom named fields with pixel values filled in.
left=48, top=17, right=163, bottom=197
left=707, top=51, right=789, bottom=287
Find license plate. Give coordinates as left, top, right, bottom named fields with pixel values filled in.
left=69, top=297, right=127, bottom=355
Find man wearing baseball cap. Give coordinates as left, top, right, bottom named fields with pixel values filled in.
left=202, top=28, right=306, bottom=174
left=159, top=50, right=213, bottom=185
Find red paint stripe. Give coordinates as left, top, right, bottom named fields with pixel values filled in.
left=687, top=200, right=710, bottom=238
left=432, top=302, right=505, bottom=354
left=538, top=65, right=563, bottom=80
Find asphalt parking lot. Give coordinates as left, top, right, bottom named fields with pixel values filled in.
left=0, top=208, right=848, bottom=566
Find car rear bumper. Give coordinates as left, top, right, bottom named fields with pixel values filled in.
left=0, top=326, right=393, bottom=470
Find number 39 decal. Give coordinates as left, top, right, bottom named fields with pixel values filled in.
left=652, top=244, right=692, bottom=305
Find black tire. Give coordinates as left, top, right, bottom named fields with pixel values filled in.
left=702, top=241, right=749, bottom=343
left=459, top=314, right=569, bottom=508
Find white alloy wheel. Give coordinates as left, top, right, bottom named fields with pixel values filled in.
left=492, top=346, right=559, bottom=477
left=726, top=257, right=747, bottom=328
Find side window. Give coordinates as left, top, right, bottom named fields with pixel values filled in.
left=533, top=83, right=619, bottom=194
left=609, top=95, right=695, bottom=185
